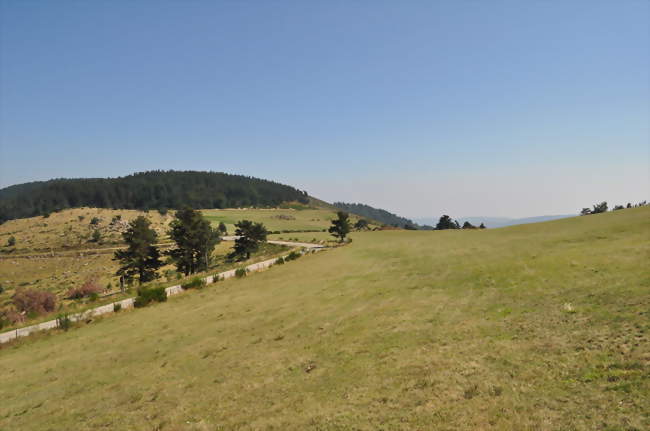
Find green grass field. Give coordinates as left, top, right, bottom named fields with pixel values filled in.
left=202, top=208, right=371, bottom=234
left=1, top=207, right=648, bottom=430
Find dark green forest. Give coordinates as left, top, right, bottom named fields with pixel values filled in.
left=0, top=171, right=309, bottom=223
left=333, top=202, right=431, bottom=230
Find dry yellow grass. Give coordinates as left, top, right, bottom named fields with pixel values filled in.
left=0, top=206, right=648, bottom=430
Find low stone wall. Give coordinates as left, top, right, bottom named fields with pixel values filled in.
left=0, top=244, right=324, bottom=344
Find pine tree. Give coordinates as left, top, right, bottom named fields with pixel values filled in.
left=229, top=220, right=268, bottom=261
left=167, top=207, right=221, bottom=275
left=113, top=216, right=163, bottom=285
left=435, top=215, right=459, bottom=230
left=329, top=211, right=351, bottom=242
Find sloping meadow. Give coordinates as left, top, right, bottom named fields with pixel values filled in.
left=1, top=207, right=648, bottom=430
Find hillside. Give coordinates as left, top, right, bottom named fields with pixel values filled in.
left=1, top=206, right=648, bottom=430
left=0, top=171, right=311, bottom=223
left=333, top=201, right=426, bottom=229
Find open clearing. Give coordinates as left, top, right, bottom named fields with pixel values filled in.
left=0, top=207, right=648, bottom=430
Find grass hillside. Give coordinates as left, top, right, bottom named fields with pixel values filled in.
left=1, top=207, right=648, bottom=430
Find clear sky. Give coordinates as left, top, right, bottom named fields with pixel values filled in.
left=1, top=1, right=648, bottom=218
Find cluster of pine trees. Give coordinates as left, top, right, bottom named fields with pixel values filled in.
left=114, top=208, right=269, bottom=288
left=435, top=215, right=485, bottom=230
left=0, top=170, right=310, bottom=223
left=580, top=200, right=647, bottom=216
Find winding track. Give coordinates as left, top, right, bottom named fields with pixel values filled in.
left=0, top=239, right=326, bottom=344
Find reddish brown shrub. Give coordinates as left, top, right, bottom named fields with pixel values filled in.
left=12, top=288, right=57, bottom=315
left=1, top=309, right=25, bottom=325
left=66, top=277, right=102, bottom=299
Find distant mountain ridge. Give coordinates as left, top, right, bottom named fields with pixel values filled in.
left=412, top=214, right=575, bottom=229
left=0, top=170, right=310, bottom=223
left=333, top=202, right=430, bottom=229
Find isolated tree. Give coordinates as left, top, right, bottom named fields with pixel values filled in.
left=354, top=219, right=369, bottom=230
left=479, top=223, right=486, bottom=229
left=229, top=220, right=268, bottom=260
left=114, top=216, right=163, bottom=285
left=329, top=211, right=351, bottom=242
left=6, top=236, right=16, bottom=247
left=626, top=203, right=632, bottom=208
left=218, top=221, right=228, bottom=235
left=435, top=215, right=459, bottom=230
left=580, top=207, right=591, bottom=216
left=592, top=201, right=608, bottom=214
left=167, top=207, right=221, bottom=275
left=462, top=221, right=476, bottom=229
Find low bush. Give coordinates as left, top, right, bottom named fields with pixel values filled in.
left=212, top=274, right=221, bottom=282
left=67, top=277, right=102, bottom=299
left=0, top=309, right=24, bottom=327
left=182, top=277, right=206, bottom=290
left=284, top=251, right=302, bottom=261
left=113, top=302, right=122, bottom=312
left=12, top=288, right=56, bottom=315
left=57, top=313, right=72, bottom=331
left=235, top=268, right=248, bottom=278
left=134, top=287, right=167, bottom=308
left=275, top=257, right=285, bottom=265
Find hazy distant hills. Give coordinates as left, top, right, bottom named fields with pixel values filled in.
left=412, top=214, right=575, bottom=229
left=333, top=202, right=425, bottom=229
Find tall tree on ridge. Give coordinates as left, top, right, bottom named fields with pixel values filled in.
left=114, top=216, right=163, bottom=285
left=167, top=207, right=220, bottom=275
left=329, top=211, right=351, bottom=242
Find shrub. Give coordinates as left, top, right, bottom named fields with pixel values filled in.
left=43, top=212, right=51, bottom=218
left=134, top=286, right=167, bottom=308
left=212, top=274, right=221, bottom=282
left=91, top=229, right=101, bottom=243
left=285, top=251, right=302, bottom=261
left=88, top=292, right=99, bottom=302
left=0, top=284, right=4, bottom=294
left=275, top=257, right=285, bottom=265
left=90, top=217, right=100, bottom=225
left=57, top=313, right=72, bottom=331
left=182, top=277, right=206, bottom=290
left=1, top=309, right=24, bottom=325
left=78, top=215, right=85, bottom=222
left=12, top=288, right=57, bottom=315
left=113, top=302, right=122, bottom=312
left=158, top=207, right=168, bottom=216
left=6, top=236, right=16, bottom=247
left=235, top=268, right=248, bottom=278
left=67, top=277, right=102, bottom=299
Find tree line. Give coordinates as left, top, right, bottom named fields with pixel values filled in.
left=332, top=202, right=431, bottom=230
left=114, top=208, right=269, bottom=287
left=0, top=170, right=310, bottom=223
left=580, top=200, right=647, bottom=216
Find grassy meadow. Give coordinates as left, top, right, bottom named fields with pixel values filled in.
left=202, top=207, right=371, bottom=235
left=0, top=207, right=648, bottom=430
left=0, top=206, right=352, bottom=329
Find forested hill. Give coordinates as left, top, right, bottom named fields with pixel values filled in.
left=333, top=202, right=429, bottom=230
left=0, top=171, right=310, bottom=223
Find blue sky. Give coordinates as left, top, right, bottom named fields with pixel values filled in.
left=1, top=0, right=648, bottom=218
